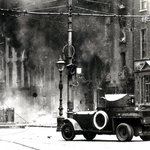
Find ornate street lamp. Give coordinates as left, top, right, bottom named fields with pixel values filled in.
left=56, top=55, right=65, bottom=131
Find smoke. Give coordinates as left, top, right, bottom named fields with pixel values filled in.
left=0, top=0, right=69, bottom=125
left=1, top=0, right=111, bottom=68
left=15, top=0, right=66, bottom=12
left=1, top=90, right=56, bottom=126
left=0, top=0, right=117, bottom=122
left=73, top=16, right=111, bottom=64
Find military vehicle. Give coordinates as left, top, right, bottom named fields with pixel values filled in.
left=61, top=60, right=150, bottom=142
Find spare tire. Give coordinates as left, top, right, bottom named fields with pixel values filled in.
left=93, top=110, right=109, bottom=130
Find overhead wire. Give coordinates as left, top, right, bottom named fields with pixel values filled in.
left=76, top=0, right=112, bottom=12
left=42, top=0, right=58, bottom=4
left=73, top=5, right=113, bottom=15
left=1, top=7, right=150, bottom=18
left=0, top=8, right=68, bottom=16
left=29, top=5, right=67, bottom=12
left=78, top=0, right=110, bottom=5
left=0, top=2, right=148, bottom=46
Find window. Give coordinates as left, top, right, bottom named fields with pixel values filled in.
left=0, top=34, right=4, bottom=43
left=141, top=29, right=146, bottom=58
left=141, top=76, right=150, bottom=104
left=8, top=62, right=13, bottom=86
left=121, top=52, right=126, bottom=67
left=140, top=0, right=147, bottom=11
left=51, top=66, right=55, bottom=81
left=0, top=54, right=4, bottom=70
left=24, top=61, right=30, bottom=88
left=17, top=61, right=22, bottom=87
left=8, top=46, right=12, bottom=58
left=0, top=55, right=4, bottom=82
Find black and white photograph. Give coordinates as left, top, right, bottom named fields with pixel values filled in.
left=0, top=0, right=150, bottom=149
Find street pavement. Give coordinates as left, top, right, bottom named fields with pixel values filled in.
left=0, top=127, right=149, bottom=150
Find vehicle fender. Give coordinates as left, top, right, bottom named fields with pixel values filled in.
left=64, top=118, right=82, bottom=131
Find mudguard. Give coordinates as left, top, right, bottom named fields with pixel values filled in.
left=64, top=118, right=83, bottom=131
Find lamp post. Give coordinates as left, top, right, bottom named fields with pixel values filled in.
left=56, top=55, right=65, bottom=131
left=67, top=0, right=74, bottom=118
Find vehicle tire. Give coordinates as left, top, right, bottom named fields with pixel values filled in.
left=83, top=132, right=96, bottom=141
left=93, top=110, right=109, bottom=130
left=140, top=136, right=150, bottom=141
left=116, top=123, right=134, bottom=142
left=61, top=123, right=75, bottom=141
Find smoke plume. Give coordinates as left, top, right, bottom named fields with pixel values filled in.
left=0, top=0, right=115, bottom=123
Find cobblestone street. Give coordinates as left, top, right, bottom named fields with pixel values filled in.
left=0, top=127, right=149, bottom=150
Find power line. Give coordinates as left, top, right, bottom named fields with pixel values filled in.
left=72, top=13, right=150, bottom=18
left=0, top=8, right=68, bottom=16
left=39, top=0, right=58, bottom=4
left=29, top=5, right=66, bottom=12
left=79, top=0, right=110, bottom=5
left=1, top=8, right=150, bottom=18
left=73, top=5, right=113, bottom=14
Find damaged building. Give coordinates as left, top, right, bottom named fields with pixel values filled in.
left=0, top=0, right=146, bottom=125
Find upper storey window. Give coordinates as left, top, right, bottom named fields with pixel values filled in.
left=140, top=29, right=147, bottom=58
left=140, top=0, right=147, bottom=11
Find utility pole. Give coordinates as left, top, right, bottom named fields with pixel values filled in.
left=67, top=0, right=74, bottom=118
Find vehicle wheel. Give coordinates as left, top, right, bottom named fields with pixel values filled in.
left=140, top=136, right=150, bottom=141
left=116, top=123, right=134, bottom=142
left=61, top=123, right=75, bottom=141
left=83, top=132, right=96, bottom=141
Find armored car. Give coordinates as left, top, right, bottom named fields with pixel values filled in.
left=61, top=60, right=150, bottom=142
